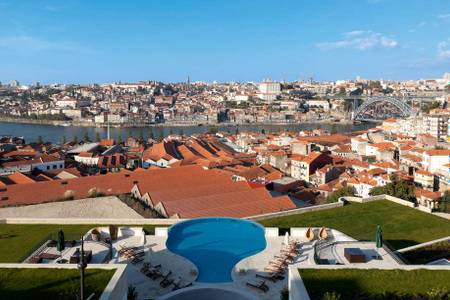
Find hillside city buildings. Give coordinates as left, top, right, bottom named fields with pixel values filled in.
left=0, top=73, right=448, bottom=126
left=1, top=75, right=450, bottom=300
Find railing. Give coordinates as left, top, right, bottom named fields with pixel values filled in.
left=382, top=240, right=408, bottom=265
left=19, top=233, right=54, bottom=263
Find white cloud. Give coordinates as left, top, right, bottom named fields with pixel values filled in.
left=317, top=31, right=398, bottom=50
left=438, top=39, right=450, bottom=60
left=409, top=21, right=427, bottom=33
left=0, top=35, right=94, bottom=54
left=439, top=13, right=450, bottom=20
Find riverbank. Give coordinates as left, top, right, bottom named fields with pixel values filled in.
left=0, top=121, right=377, bottom=144
left=0, top=116, right=357, bottom=128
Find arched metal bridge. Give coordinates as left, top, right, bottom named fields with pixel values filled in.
left=352, top=96, right=413, bottom=121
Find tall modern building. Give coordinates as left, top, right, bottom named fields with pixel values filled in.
left=10, top=80, right=20, bottom=87
left=257, top=80, right=281, bottom=102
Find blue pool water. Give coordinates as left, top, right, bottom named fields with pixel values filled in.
left=166, top=217, right=267, bottom=283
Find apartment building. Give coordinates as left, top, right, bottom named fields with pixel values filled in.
left=422, top=115, right=448, bottom=139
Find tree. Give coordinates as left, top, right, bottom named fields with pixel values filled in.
left=349, top=88, right=363, bottom=96
left=368, top=80, right=382, bottom=90
left=326, top=186, right=355, bottom=203
left=208, top=126, right=218, bottom=134
left=95, top=132, right=101, bottom=142
left=370, top=175, right=416, bottom=203
left=422, top=101, right=440, bottom=114
left=330, top=124, right=337, bottom=134
left=337, top=87, right=346, bottom=96
left=37, top=135, right=44, bottom=144
left=117, top=135, right=123, bottom=144
left=73, top=135, right=79, bottom=144
left=439, top=191, right=450, bottom=213
left=156, top=128, right=164, bottom=141
left=83, top=131, right=90, bottom=142
left=261, top=128, right=266, bottom=134
left=235, top=127, right=239, bottom=135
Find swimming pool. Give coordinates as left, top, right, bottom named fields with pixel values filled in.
left=166, top=218, right=266, bottom=283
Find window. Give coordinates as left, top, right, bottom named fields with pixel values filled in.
left=53, top=165, right=57, bottom=169
left=47, top=166, right=50, bottom=170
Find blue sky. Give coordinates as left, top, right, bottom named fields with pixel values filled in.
left=0, top=0, right=449, bottom=84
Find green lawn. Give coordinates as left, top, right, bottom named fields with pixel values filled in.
left=0, top=224, right=162, bottom=262
left=299, top=269, right=450, bottom=300
left=0, top=268, right=115, bottom=300
left=260, top=201, right=450, bottom=249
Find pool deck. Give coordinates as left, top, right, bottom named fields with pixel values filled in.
left=112, top=235, right=198, bottom=299
left=232, top=236, right=313, bottom=300
left=116, top=233, right=317, bottom=300
left=26, top=225, right=404, bottom=300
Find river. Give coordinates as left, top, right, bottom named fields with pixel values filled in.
left=0, top=122, right=376, bottom=144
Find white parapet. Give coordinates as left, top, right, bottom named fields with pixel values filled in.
left=291, top=227, right=307, bottom=238
left=155, top=227, right=169, bottom=237
left=264, top=227, right=279, bottom=237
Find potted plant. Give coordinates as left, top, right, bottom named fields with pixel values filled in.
left=91, top=228, right=101, bottom=242
left=109, top=225, right=118, bottom=241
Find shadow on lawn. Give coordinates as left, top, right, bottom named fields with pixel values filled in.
left=385, top=239, right=419, bottom=250
left=2, top=269, right=109, bottom=300
left=302, top=277, right=446, bottom=300
left=303, top=277, right=367, bottom=300
left=0, top=233, right=17, bottom=239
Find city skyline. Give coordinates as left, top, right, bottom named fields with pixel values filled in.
left=0, top=0, right=449, bottom=84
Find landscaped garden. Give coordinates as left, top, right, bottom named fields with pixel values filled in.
left=299, top=268, right=450, bottom=300
left=260, top=200, right=450, bottom=249
left=0, top=224, right=161, bottom=262
left=0, top=268, right=115, bottom=300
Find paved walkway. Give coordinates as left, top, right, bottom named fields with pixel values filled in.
left=113, top=235, right=198, bottom=299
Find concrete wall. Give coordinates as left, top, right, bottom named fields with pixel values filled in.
left=288, top=266, right=310, bottom=300
left=246, top=202, right=343, bottom=221
left=398, top=235, right=450, bottom=253
left=340, top=194, right=415, bottom=207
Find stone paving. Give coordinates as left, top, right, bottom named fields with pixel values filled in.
left=0, top=196, right=143, bottom=219
left=112, top=235, right=198, bottom=299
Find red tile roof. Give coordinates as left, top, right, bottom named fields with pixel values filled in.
left=0, top=165, right=297, bottom=218
left=7, top=172, right=35, bottom=184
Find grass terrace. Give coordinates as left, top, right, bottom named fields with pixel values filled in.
left=402, top=240, right=450, bottom=264
left=0, top=268, right=114, bottom=300
left=260, top=200, right=450, bottom=249
left=299, top=268, right=450, bottom=300
left=0, top=224, right=161, bottom=262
